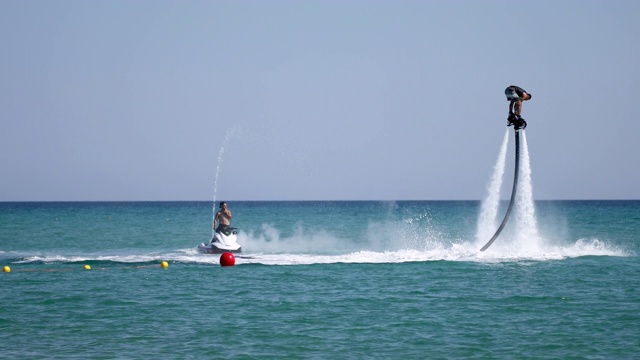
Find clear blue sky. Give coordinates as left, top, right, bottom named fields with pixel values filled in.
left=1, top=0, right=638, bottom=201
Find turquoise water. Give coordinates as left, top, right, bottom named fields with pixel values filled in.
left=1, top=201, right=639, bottom=358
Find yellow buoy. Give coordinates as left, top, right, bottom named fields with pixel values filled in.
left=160, top=261, right=169, bottom=269
left=84, top=264, right=91, bottom=270
left=2, top=266, right=10, bottom=273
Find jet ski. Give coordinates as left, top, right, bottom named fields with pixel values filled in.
left=198, top=227, right=242, bottom=254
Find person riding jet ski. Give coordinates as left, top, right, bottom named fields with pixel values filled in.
left=214, top=201, right=233, bottom=234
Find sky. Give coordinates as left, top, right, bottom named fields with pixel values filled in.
left=1, top=0, right=639, bottom=201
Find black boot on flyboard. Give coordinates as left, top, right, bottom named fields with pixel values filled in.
left=507, top=113, right=527, bottom=130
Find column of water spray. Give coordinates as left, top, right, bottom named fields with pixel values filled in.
left=476, top=129, right=510, bottom=243
left=514, top=131, right=541, bottom=247
left=212, top=128, right=237, bottom=238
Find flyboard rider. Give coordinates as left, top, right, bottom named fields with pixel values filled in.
left=505, top=85, right=532, bottom=129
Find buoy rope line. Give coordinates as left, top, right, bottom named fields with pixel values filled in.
left=3, top=252, right=237, bottom=272
left=2, top=261, right=171, bottom=273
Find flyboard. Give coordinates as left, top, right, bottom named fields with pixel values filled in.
left=480, top=115, right=527, bottom=252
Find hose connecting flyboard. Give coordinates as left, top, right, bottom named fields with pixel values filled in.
left=480, top=128, right=521, bottom=252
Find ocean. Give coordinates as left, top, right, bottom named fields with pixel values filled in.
left=1, top=200, right=639, bottom=358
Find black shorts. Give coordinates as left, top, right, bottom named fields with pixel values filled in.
left=216, top=224, right=230, bottom=233
left=505, top=87, right=521, bottom=101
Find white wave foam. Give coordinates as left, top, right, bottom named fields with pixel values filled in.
left=10, top=236, right=629, bottom=267
left=8, top=210, right=630, bottom=266
left=231, top=237, right=629, bottom=265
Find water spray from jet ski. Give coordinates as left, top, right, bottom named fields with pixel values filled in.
left=201, top=127, right=243, bottom=254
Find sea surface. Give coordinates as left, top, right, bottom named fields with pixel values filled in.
left=1, top=200, right=639, bottom=358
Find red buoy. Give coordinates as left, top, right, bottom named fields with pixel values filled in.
left=219, top=252, right=235, bottom=267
